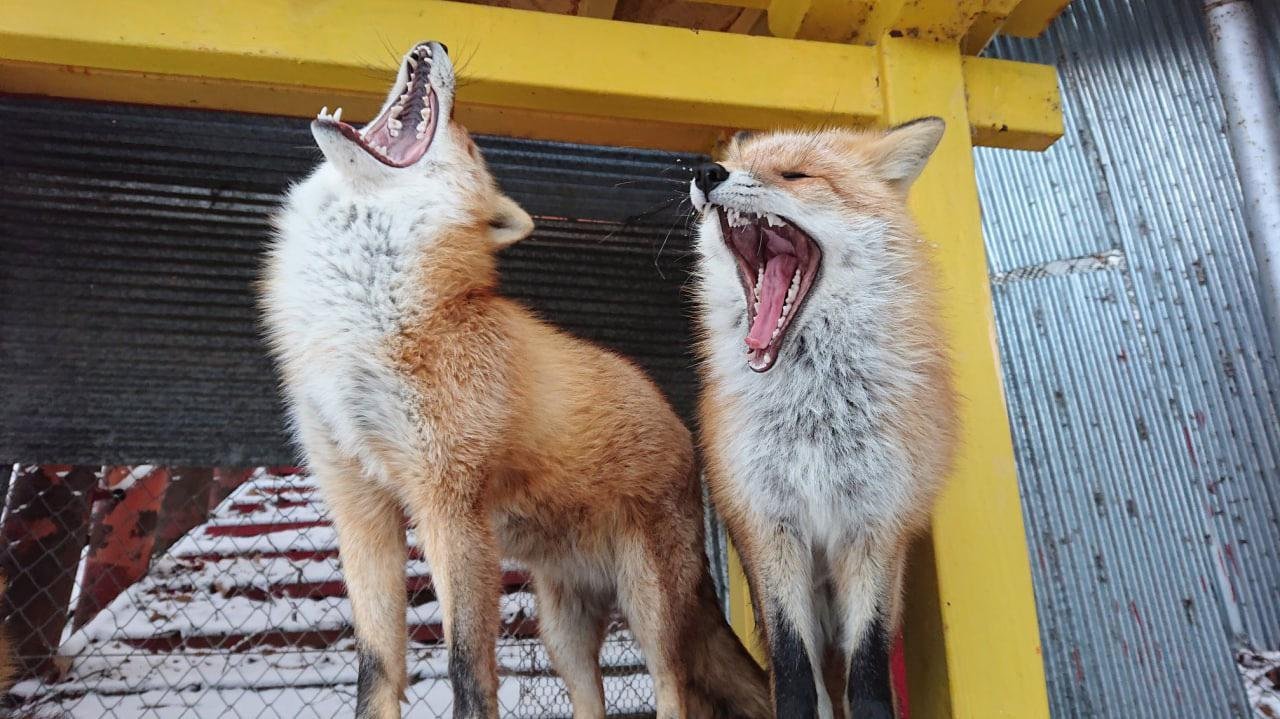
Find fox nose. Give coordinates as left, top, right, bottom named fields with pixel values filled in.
left=694, top=163, right=730, bottom=194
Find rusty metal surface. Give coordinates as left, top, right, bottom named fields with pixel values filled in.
left=978, top=0, right=1280, bottom=716
left=72, top=466, right=167, bottom=630
left=0, top=465, right=97, bottom=680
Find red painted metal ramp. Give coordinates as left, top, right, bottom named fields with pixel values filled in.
left=12, top=469, right=655, bottom=718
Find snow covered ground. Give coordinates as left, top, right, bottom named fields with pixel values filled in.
left=1240, top=650, right=1280, bottom=719
left=11, top=469, right=655, bottom=718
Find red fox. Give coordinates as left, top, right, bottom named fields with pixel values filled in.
left=689, top=122, right=959, bottom=719
left=260, top=41, right=768, bottom=719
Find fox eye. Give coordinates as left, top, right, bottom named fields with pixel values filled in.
left=780, top=171, right=811, bottom=180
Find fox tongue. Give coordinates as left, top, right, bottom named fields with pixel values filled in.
left=746, top=254, right=799, bottom=350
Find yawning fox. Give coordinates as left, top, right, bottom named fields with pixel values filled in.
left=260, top=42, right=768, bottom=719
left=690, top=122, right=958, bottom=719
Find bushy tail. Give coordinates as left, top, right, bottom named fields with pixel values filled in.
left=686, top=574, right=771, bottom=719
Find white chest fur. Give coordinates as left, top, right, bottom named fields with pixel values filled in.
left=697, top=232, right=931, bottom=542
left=263, top=177, right=431, bottom=476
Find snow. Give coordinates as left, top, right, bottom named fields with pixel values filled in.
left=11, top=469, right=656, bottom=718
left=19, top=671, right=654, bottom=719
left=1240, top=650, right=1280, bottom=719
left=111, top=465, right=156, bottom=492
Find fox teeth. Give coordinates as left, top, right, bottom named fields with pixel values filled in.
left=766, top=213, right=784, bottom=227
left=317, top=106, right=330, bottom=120
left=332, top=107, right=343, bottom=123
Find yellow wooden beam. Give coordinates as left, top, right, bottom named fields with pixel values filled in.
left=765, top=0, right=1032, bottom=48
left=0, top=0, right=1061, bottom=152
left=881, top=0, right=986, bottom=43
left=0, top=59, right=729, bottom=153
left=1002, top=0, right=1072, bottom=38
left=697, top=0, right=771, bottom=11
left=959, top=0, right=1024, bottom=54
left=0, top=0, right=878, bottom=144
left=878, top=35, right=1049, bottom=718
left=962, top=55, right=1063, bottom=151
left=575, top=0, right=620, bottom=20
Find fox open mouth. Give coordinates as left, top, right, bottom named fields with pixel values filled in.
left=718, top=208, right=822, bottom=372
left=314, top=43, right=441, bottom=168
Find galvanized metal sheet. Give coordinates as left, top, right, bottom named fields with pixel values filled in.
left=0, top=97, right=704, bottom=465
left=979, top=0, right=1280, bottom=716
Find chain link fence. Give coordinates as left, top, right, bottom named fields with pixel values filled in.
left=0, top=465, right=657, bottom=718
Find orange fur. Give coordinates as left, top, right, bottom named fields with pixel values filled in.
left=262, top=43, right=769, bottom=719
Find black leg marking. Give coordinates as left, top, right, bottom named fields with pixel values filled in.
left=449, top=642, right=488, bottom=719
left=770, top=615, right=819, bottom=719
left=847, top=615, right=893, bottom=719
left=355, top=649, right=386, bottom=718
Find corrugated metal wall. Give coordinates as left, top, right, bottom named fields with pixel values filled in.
left=0, top=97, right=702, bottom=465
left=977, top=1, right=1280, bottom=716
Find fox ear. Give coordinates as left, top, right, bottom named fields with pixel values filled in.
left=487, top=194, right=534, bottom=247
left=868, top=117, right=945, bottom=189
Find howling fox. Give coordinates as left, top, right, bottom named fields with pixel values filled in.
left=689, top=122, right=958, bottom=719
left=260, top=41, right=768, bottom=719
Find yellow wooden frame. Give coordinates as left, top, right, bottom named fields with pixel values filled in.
left=0, top=2, right=1061, bottom=715
left=0, top=0, right=1061, bottom=153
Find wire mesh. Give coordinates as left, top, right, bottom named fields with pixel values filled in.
left=1, top=465, right=657, bottom=718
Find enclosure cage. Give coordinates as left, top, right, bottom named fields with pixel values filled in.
left=0, top=0, right=1178, bottom=716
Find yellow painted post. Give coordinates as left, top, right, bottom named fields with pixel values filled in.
left=878, top=35, right=1049, bottom=718
left=726, top=544, right=764, bottom=664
